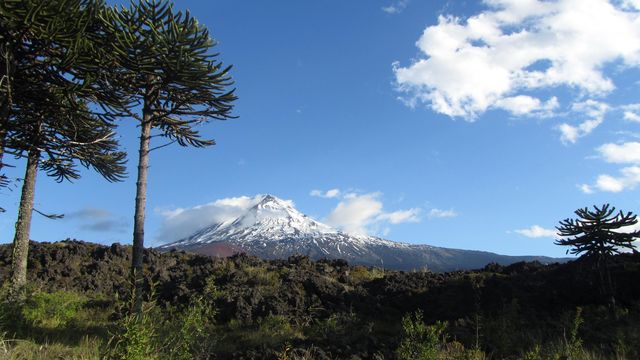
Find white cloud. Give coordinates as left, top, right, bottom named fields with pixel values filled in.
left=427, top=208, right=458, bottom=219
left=582, top=166, right=640, bottom=193
left=382, top=0, right=410, bottom=14
left=325, top=192, right=422, bottom=235
left=310, top=188, right=341, bottom=199
left=624, top=111, right=640, bottom=122
left=157, top=195, right=264, bottom=243
left=494, top=95, right=558, bottom=117
left=595, top=174, right=626, bottom=192
left=597, top=142, right=640, bottom=163
left=159, top=192, right=422, bottom=242
left=394, top=0, right=640, bottom=120
left=593, top=166, right=640, bottom=192
left=558, top=118, right=603, bottom=144
left=583, top=141, right=640, bottom=193
left=377, top=208, right=421, bottom=224
left=557, top=100, right=609, bottom=144
left=623, top=103, right=640, bottom=122
left=326, top=193, right=383, bottom=235
left=515, top=225, right=558, bottom=239
left=579, top=184, right=594, bottom=194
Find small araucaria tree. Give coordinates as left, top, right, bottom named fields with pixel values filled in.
left=555, top=204, right=639, bottom=301
left=101, top=0, right=236, bottom=313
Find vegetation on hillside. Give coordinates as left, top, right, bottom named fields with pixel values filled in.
left=0, top=240, right=638, bottom=359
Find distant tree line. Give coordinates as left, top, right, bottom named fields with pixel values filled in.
left=0, top=0, right=236, bottom=313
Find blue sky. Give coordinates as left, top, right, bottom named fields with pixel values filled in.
left=2, top=0, right=640, bottom=257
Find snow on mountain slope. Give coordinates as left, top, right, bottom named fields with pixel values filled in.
left=159, top=194, right=563, bottom=271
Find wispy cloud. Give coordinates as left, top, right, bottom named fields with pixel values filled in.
left=66, top=208, right=112, bottom=219
left=382, top=0, right=410, bottom=14
left=515, top=225, right=558, bottom=239
left=495, top=95, right=558, bottom=117
left=427, top=208, right=458, bottom=219
left=66, top=207, right=128, bottom=233
left=557, top=100, right=609, bottom=144
left=598, top=142, right=640, bottom=164
left=623, top=103, right=640, bottom=122
left=378, top=208, right=422, bottom=224
left=323, top=191, right=421, bottom=236
left=310, top=188, right=341, bottom=199
left=393, top=0, right=640, bottom=132
left=156, top=195, right=265, bottom=243
left=582, top=166, right=640, bottom=193
left=581, top=141, right=640, bottom=193
left=81, top=220, right=127, bottom=232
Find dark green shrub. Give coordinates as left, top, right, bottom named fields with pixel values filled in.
left=21, top=291, right=86, bottom=329
left=349, top=266, right=385, bottom=284
left=396, top=310, right=447, bottom=360
left=166, top=296, right=217, bottom=360
left=107, top=295, right=161, bottom=360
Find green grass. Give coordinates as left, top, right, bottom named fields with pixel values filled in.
left=0, top=260, right=639, bottom=360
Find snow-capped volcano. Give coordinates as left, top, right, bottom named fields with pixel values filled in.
left=211, top=194, right=336, bottom=240
left=160, top=194, right=399, bottom=261
left=159, top=194, right=563, bottom=271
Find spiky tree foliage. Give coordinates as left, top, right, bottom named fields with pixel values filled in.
left=0, top=0, right=115, bottom=182
left=556, top=204, right=639, bottom=303
left=0, top=0, right=127, bottom=293
left=555, top=204, right=639, bottom=257
left=8, top=90, right=126, bottom=292
left=101, top=0, right=236, bottom=313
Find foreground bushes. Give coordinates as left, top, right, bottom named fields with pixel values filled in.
left=0, top=287, right=637, bottom=359
left=0, top=242, right=639, bottom=359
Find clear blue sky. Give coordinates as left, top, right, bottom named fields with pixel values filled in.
left=2, top=0, right=640, bottom=258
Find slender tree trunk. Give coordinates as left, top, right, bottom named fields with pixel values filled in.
left=10, top=147, right=39, bottom=294
left=0, top=41, right=13, bottom=185
left=602, top=255, right=617, bottom=314
left=131, top=108, right=153, bottom=314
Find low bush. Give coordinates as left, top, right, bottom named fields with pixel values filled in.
left=396, top=310, right=447, bottom=360
left=21, top=290, right=86, bottom=329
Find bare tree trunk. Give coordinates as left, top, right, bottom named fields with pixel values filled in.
left=10, top=147, right=39, bottom=294
left=131, top=112, right=152, bottom=314
left=0, top=41, right=14, bottom=187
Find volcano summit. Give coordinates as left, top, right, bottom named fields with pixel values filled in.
left=159, top=195, right=561, bottom=271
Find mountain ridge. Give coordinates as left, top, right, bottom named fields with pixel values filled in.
left=159, top=194, right=565, bottom=271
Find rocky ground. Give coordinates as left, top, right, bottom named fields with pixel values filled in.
left=1, top=240, right=639, bottom=358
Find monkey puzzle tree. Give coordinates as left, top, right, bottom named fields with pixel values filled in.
left=0, top=0, right=117, bottom=190
left=555, top=204, right=639, bottom=303
left=555, top=204, right=639, bottom=257
left=7, top=90, right=126, bottom=293
left=101, top=0, right=236, bottom=313
left=1, top=0, right=127, bottom=294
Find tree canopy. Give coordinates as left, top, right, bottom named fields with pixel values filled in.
left=555, top=204, right=639, bottom=258
left=100, top=0, right=236, bottom=313
left=1, top=0, right=127, bottom=293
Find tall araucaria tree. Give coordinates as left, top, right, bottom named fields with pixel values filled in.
left=0, top=0, right=120, bottom=191
left=7, top=91, right=126, bottom=293
left=101, top=0, right=236, bottom=313
left=0, top=0, right=128, bottom=294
